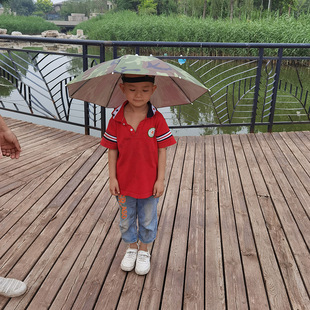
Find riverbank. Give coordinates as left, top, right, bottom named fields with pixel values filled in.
left=0, top=30, right=86, bottom=51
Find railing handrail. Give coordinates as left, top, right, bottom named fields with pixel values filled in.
left=1, top=35, right=310, bottom=49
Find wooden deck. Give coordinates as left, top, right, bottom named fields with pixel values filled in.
left=0, top=118, right=309, bottom=310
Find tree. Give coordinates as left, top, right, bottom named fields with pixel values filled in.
left=138, top=0, right=157, bottom=14
left=90, top=0, right=107, bottom=13
left=9, top=0, right=35, bottom=15
left=156, top=0, right=178, bottom=15
left=60, top=0, right=91, bottom=18
left=203, top=0, right=208, bottom=18
left=210, top=0, right=226, bottom=19
left=35, top=0, right=53, bottom=14
left=115, top=0, right=139, bottom=11
left=230, top=0, right=234, bottom=20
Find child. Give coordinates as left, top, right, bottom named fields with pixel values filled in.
left=100, top=74, right=176, bottom=275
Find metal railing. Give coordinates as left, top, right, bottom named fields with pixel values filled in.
left=0, top=35, right=309, bottom=136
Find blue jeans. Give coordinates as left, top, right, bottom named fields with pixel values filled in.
left=117, top=195, right=159, bottom=244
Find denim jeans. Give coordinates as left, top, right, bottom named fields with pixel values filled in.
left=117, top=195, right=159, bottom=244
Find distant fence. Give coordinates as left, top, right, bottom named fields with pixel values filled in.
left=0, top=35, right=309, bottom=136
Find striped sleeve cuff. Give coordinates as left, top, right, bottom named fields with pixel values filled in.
left=156, top=130, right=173, bottom=143
left=100, top=132, right=117, bottom=149
left=104, top=132, right=117, bottom=143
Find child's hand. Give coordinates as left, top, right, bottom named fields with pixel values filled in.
left=153, top=179, right=164, bottom=198
left=110, top=178, right=120, bottom=196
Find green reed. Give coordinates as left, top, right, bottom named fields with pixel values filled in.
left=74, top=11, right=310, bottom=57
left=0, top=15, right=59, bottom=35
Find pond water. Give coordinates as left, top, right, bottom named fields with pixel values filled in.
left=1, top=47, right=310, bottom=137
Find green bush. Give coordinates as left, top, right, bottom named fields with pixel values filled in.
left=73, top=11, right=310, bottom=56
left=0, top=15, right=59, bottom=35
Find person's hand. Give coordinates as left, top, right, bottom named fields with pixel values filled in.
left=0, top=129, right=21, bottom=159
left=153, top=179, right=164, bottom=198
left=110, top=177, right=120, bottom=196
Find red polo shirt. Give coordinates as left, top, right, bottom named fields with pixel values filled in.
left=101, top=101, right=176, bottom=199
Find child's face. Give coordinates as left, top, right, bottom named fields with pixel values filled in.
left=119, top=75, right=157, bottom=108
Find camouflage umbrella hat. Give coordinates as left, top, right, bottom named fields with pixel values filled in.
left=67, top=54, right=208, bottom=108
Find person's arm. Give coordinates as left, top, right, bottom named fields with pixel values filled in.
left=108, top=148, right=120, bottom=196
left=0, top=116, right=21, bottom=159
left=153, top=147, right=167, bottom=198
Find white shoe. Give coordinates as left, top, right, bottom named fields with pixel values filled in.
left=121, top=248, right=138, bottom=271
left=135, top=250, right=151, bottom=275
left=0, top=277, right=27, bottom=297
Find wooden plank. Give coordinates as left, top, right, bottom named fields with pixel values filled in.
left=0, top=168, right=57, bottom=232
left=214, top=134, right=248, bottom=309
left=183, top=136, right=205, bottom=310
left=0, top=187, right=24, bottom=212
left=287, top=132, right=310, bottom=162
left=70, top=213, right=121, bottom=310
left=254, top=133, right=310, bottom=301
left=246, top=133, right=310, bottom=309
left=49, top=190, right=118, bottom=310
left=281, top=132, right=310, bottom=177
left=161, top=137, right=195, bottom=309
left=0, top=177, right=25, bottom=197
left=0, top=155, right=79, bottom=262
left=0, top=131, right=84, bottom=175
left=272, top=132, right=310, bottom=212
left=14, top=152, right=109, bottom=309
left=262, top=133, right=310, bottom=249
left=235, top=134, right=291, bottom=309
left=224, top=134, right=269, bottom=309
left=205, top=135, right=225, bottom=310
left=139, top=137, right=186, bottom=310
left=5, top=135, right=99, bottom=177
left=92, top=242, right=128, bottom=310
left=0, top=147, right=102, bottom=276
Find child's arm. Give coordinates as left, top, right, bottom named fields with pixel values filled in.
left=108, top=148, right=120, bottom=196
left=153, top=147, right=167, bottom=198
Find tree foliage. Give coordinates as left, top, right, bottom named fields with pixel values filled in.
left=138, top=0, right=157, bottom=14
left=3, top=0, right=310, bottom=19
left=9, top=0, right=35, bottom=15
left=35, top=0, right=53, bottom=14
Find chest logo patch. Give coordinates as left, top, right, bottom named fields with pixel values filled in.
left=148, top=127, right=155, bottom=138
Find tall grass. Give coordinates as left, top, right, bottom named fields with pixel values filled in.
left=74, top=11, right=310, bottom=56
left=0, top=15, right=59, bottom=35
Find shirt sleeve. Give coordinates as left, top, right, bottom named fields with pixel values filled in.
left=155, top=112, right=176, bottom=148
left=100, top=118, right=118, bottom=149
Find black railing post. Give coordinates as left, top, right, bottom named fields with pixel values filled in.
left=268, top=48, right=283, bottom=133
left=113, top=46, right=117, bottom=59
left=83, top=44, right=90, bottom=135
left=250, top=48, right=264, bottom=133
left=100, top=44, right=106, bottom=137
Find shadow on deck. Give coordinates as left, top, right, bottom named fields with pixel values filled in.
left=0, top=118, right=309, bottom=310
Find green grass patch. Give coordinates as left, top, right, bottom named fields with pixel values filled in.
left=0, top=15, right=59, bottom=35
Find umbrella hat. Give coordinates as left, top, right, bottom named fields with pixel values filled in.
left=67, top=54, right=209, bottom=108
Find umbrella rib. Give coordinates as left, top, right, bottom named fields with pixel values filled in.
left=170, top=77, right=193, bottom=103
left=69, top=79, right=91, bottom=97
left=106, top=75, right=122, bottom=108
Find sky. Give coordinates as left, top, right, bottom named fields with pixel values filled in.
left=51, top=0, right=67, bottom=3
